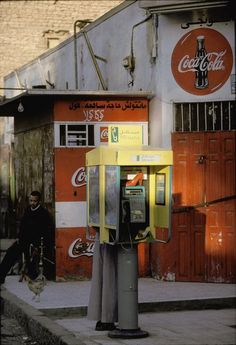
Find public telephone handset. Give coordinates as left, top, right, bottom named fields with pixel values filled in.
left=134, top=227, right=154, bottom=242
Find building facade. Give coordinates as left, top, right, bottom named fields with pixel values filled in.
left=0, top=0, right=235, bottom=282
left=0, top=0, right=123, bottom=91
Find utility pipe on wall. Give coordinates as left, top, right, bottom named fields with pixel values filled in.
left=74, top=19, right=107, bottom=90
left=74, top=19, right=92, bottom=89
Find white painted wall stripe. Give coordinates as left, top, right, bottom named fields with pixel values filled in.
left=55, top=201, right=87, bottom=228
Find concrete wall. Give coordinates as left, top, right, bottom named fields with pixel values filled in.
left=0, top=0, right=123, bottom=93
left=4, top=1, right=143, bottom=93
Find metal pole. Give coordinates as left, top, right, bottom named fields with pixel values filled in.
left=108, top=243, right=148, bottom=339
left=74, top=21, right=79, bottom=89
left=82, top=31, right=107, bottom=90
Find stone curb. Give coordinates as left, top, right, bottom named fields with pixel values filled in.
left=40, top=297, right=236, bottom=319
left=1, top=287, right=87, bottom=345
left=138, top=297, right=236, bottom=313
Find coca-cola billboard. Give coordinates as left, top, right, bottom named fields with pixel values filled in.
left=171, top=28, right=233, bottom=95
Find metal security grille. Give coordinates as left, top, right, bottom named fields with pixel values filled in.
left=174, top=101, right=236, bottom=132
left=59, top=124, right=94, bottom=146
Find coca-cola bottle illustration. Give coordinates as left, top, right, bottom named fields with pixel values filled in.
left=195, top=35, right=209, bottom=89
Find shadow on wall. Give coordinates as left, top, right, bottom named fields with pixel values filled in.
left=150, top=193, right=207, bottom=282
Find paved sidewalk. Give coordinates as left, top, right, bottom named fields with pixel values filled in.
left=3, top=275, right=236, bottom=311
left=56, top=309, right=236, bottom=345
left=1, top=275, right=236, bottom=345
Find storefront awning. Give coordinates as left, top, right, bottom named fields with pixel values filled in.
left=0, top=89, right=154, bottom=117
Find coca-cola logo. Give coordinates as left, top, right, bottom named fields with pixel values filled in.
left=71, top=167, right=86, bottom=187
left=68, top=238, right=94, bottom=258
left=171, top=28, right=233, bottom=95
left=100, top=127, right=108, bottom=142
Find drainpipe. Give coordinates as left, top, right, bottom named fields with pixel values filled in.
left=128, top=14, right=153, bottom=86
left=74, top=19, right=92, bottom=89
left=130, top=14, right=153, bottom=59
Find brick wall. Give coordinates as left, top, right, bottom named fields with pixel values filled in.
left=0, top=0, right=123, bottom=95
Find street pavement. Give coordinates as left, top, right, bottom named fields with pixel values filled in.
left=1, top=275, right=236, bottom=345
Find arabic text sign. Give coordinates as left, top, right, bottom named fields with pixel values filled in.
left=108, top=125, right=143, bottom=145
left=54, top=99, right=148, bottom=122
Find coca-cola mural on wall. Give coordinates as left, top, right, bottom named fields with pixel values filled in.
left=71, top=167, right=86, bottom=188
left=171, top=28, right=233, bottom=95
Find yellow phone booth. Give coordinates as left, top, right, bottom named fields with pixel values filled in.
left=86, top=145, right=173, bottom=338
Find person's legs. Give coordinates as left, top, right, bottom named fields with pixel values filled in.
left=87, top=237, right=118, bottom=330
left=87, top=239, right=103, bottom=321
left=0, top=241, right=21, bottom=283
left=94, top=243, right=117, bottom=331
left=101, top=244, right=117, bottom=324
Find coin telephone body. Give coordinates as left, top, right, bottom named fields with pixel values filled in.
left=121, top=186, right=146, bottom=224
left=119, top=167, right=149, bottom=242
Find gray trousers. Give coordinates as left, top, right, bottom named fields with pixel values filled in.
left=87, top=238, right=118, bottom=323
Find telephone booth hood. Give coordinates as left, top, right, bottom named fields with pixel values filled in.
left=86, top=146, right=173, bottom=244
left=85, top=145, right=173, bottom=166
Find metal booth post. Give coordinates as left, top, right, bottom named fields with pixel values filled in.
left=86, top=146, right=173, bottom=339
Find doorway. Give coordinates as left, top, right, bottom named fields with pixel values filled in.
left=172, top=131, right=236, bottom=282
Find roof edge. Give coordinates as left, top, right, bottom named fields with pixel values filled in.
left=0, top=89, right=154, bottom=116
left=138, top=0, right=230, bottom=13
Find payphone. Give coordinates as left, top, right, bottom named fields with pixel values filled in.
left=86, top=145, right=173, bottom=338
left=86, top=146, right=172, bottom=244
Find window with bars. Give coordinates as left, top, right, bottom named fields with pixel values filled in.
left=59, top=124, right=94, bottom=147
left=174, top=101, right=236, bottom=132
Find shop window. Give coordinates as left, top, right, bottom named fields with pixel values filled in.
left=57, top=124, right=94, bottom=147
left=174, top=101, right=236, bottom=132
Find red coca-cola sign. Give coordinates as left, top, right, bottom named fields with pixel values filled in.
left=171, top=28, right=233, bottom=95
left=68, top=238, right=94, bottom=258
left=71, top=167, right=86, bottom=187
left=100, top=126, right=108, bottom=142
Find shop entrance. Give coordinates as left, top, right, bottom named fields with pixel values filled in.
left=172, top=131, right=236, bottom=282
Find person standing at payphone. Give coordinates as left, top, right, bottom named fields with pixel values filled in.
left=87, top=231, right=118, bottom=331
left=87, top=169, right=146, bottom=330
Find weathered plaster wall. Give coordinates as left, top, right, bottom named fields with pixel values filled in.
left=14, top=125, right=54, bottom=217
left=0, top=0, right=123, bottom=93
